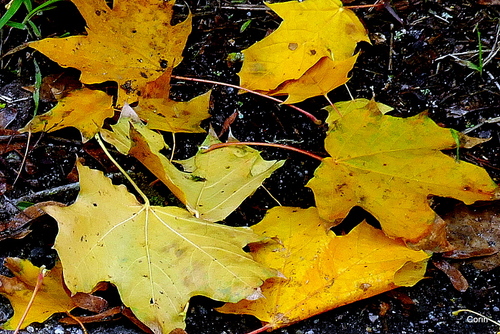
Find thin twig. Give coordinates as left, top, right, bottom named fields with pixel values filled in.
left=13, top=130, right=31, bottom=187
left=202, top=141, right=325, bottom=161
left=171, top=75, right=322, bottom=125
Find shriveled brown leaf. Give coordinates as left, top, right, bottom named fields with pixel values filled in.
left=432, top=259, right=469, bottom=292
left=442, top=201, right=500, bottom=271
left=0, top=201, right=64, bottom=241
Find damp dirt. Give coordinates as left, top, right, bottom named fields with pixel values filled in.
left=1, top=0, right=500, bottom=333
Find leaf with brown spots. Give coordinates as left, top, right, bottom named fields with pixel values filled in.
left=238, top=0, right=369, bottom=102
left=44, top=162, right=276, bottom=334
left=308, top=99, right=499, bottom=246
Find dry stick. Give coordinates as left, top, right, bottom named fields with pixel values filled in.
left=202, top=142, right=325, bottom=161
left=344, top=3, right=383, bottom=9
left=170, top=75, right=322, bottom=125
left=13, top=130, right=32, bottom=187
left=13, top=266, right=47, bottom=334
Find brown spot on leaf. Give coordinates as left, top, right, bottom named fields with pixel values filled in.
left=288, top=43, right=298, bottom=51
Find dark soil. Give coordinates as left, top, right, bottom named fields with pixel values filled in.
left=1, top=0, right=500, bottom=333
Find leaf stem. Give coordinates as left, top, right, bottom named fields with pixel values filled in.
left=171, top=75, right=322, bottom=125
left=245, top=324, right=273, bottom=334
left=202, top=141, right=325, bottom=161
left=13, top=265, right=47, bottom=334
left=95, top=133, right=150, bottom=205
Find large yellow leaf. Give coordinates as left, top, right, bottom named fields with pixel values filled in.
left=218, top=207, right=429, bottom=329
left=103, top=115, right=284, bottom=221
left=0, top=258, right=76, bottom=330
left=30, top=0, right=190, bottom=100
left=43, top=162, right=276, bottom=334
left=239, top=0, right=369, bottom=93
left=307, top=100, right=499, bottom=243
left=20, top=88, right=113, bottom=142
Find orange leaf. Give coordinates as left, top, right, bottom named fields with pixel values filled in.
left=0, top=258, right=76, bottom=330
left=217, top=207, right=429, bottom=329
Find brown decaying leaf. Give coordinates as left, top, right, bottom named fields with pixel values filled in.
left=0, top=201, right=64, bottom=241
left=442, top=201, right=500, bottom=271
left=71, top=292, right=108, bottom=313
left=478, top=0, right=500, bottom=4
left=432, top=259, right=469, bottom=292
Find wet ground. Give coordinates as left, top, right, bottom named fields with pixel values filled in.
left=1, top=0, right=500, bottom=333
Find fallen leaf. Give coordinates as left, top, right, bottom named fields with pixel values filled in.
left=238, top=0, right=368, bottom=94
left=43, top=162, right=276, bottom=334
left=271, top=55, right=358, bottom=104
left=29, top=1, right=210, bottom=134
left=103, top=117, right=284, bottom=222
left=172, top=130, right=285, bottom=221
left=29, top=0, right=191, bottom=103
left=307, top=100, right=499, bottom=244
left=0, top=258, right=76, bottom=330
left=20, top=88, right=114, bottom=142
left=432, top=259, right=468, bottom=292
left=218, top=207, right=429, bottom=329
left=136, top=89, right=211, bottom=133
left=71, top=292, right=108, bottom=313
left=442, top=201, right=500, bottom=271
left=478, top=0, right=500, bottom=4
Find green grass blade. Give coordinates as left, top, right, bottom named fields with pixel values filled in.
left=23, top=0, right=63, bottom=23
left=33, top=58, right=42, bottom=116
left=0, top=0, right=25, bottom=30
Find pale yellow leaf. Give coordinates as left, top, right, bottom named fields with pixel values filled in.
left=44, top=162, right=276, bottom=334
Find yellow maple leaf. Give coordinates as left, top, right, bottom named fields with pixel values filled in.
left=20, top=88, right=113, bottom=142
left=29, top=0, right=190, bottom=101
left=102, top=114, right=284, bottom=222
left=218, top=207, right=429, bottom=329
left=238, top=0, right=368, bottom=94
left=271, top=55, right=358, bottom=104
left=0, top=258, right=76, bottom=330
left=43, top=162, right=276, bottom=334
left=307, top=100, right=499, bottom=244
